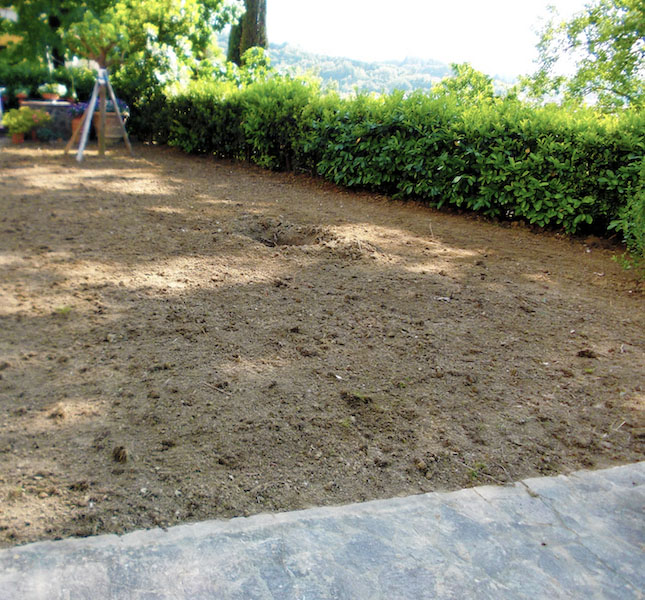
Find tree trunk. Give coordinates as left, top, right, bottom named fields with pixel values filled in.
left=227, top=22, right=243, bottom=65
left=228, top=0, right=267, bottom=66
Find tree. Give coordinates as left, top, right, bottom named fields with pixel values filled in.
left=1, top=0, right=243, bottom=77
left=227, top=0, right=267, bottom=66
left=431, top=63, right=495, bottom=104
left=526, top=0, right=645, bottom=110
left=0, top=0, right=104, bottom=66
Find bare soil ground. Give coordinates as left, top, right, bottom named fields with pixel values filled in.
left=1, top=142, right=643, bottom=548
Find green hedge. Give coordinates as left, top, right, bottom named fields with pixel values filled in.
left=609, top=156, right=645, bottom=276
left=158, top=77, right=643, bottom=238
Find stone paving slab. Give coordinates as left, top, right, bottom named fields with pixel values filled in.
left=1, top=463, right=643, bottom=599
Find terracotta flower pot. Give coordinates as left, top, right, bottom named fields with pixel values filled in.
left=71, top=116, right=84, bottom=136
left=11, top=132, right=25, bottom=144
left=42, top=93, right=59, bottom=101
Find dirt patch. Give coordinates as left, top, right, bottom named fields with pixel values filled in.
left=239, top=214, right=380, bottom=259
left=241, top=216, right=334, bottom=247
left=0, top=143, right=643, bottom=548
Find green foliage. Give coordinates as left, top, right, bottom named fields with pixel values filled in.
left=62, top=0, right=242, bottom=72
left=63, top=9, right=126, bottom=68
left=243, top=38, right=456, bottom=95
left=239, top=0, right=267, bottom=56
left=227, top=0, right=267, bottom=66
left=0, top=60, right=48, bottom=104
left=63, top=1, right=243, bottom=142
left=0, top=0, right=96, bottom=64
left=166, top=72, right=320, bottom=171
left=56, top=67, right=96, bottom=100
left=4, top=1, right=243, bottom=67
left=167, top=79, right=243, bottom=155
left=526, top=0, right=645, bottom=110
left=609, top=157, right=645, bottom=277
left=227, top=20, right=243, bottom=65
left=157, top=44, right=272, bottom=149
left=160, top=68, right=643, bottom=241
left=0, top=60, right=96, bottom=107
left=431, top=63, right=496, bottom=104
left=1, top=106, right=51, bottom=134
left=239, top=75, right=318, bottom=170
left=3, top=0, right=244, bottom=126
left=35, top=127, right=57, bottom=141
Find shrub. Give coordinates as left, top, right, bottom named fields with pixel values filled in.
left=2, top=106, right=51, bottom=134
left=154, top=74, right=643, bottom=240
left=239, top=76, right=320, bottom=170
left=609, top=157, right=645, bottom=278
left=168, top=80, right=243, bottom=155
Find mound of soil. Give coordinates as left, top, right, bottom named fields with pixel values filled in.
left=0, top=143, right=643, bottom=548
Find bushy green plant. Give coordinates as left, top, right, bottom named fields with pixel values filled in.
left=167, top=80, right=243, bottom=155
left=239, top=75, right=320, bottom=170
left=55, top=66, right=96, bottom=101
left=35, top=127, right=57, bottom=141
left=609, top=158, right=645, bottom=278
left=30, top=108, right=51, bottom=129
left=0, top=60, right=48, bottom=103
left=2, top=106, right=51, bottom=134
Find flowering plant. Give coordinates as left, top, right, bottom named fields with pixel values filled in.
left=68, top=102, right=88, bottom=117
left=2, top=107, right=51, bottom=134
left=38, top=82, right=67, bottom=97
left=30, top=109, right=52, bottom=128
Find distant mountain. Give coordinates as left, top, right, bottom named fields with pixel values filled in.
left=217, top=34, right=513, bottom=95
left=268, top=42, right=451, bottom=94
left=217, top=32, right=451, bottom=94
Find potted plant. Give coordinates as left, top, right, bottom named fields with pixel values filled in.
left=68, top=101, right=88, bottom=135
left=29, top=108, right=52, bottom=140
left=38, top=82, right=67, bottom=101
left=14, top=86, right=30, bottom=104
left=1, top=107, right=49, bottom=143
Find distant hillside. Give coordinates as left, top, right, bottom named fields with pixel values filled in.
left=217, top=34, right=514, bottom=95
left=268, top=42, right=451, bottom=94
left=217, top=32, right=452, bottom=94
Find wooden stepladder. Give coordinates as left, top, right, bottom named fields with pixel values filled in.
left=64, top=68, right=133, bottom=162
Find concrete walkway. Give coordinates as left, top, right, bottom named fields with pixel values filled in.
left=1, top=463, right=643, bottom=599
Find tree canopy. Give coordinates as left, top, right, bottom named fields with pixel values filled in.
left=431, top=63, right=496, bottom=104
left=526, top=0, right=645, bottom=110
left=1, top=0, right=243, bottom=77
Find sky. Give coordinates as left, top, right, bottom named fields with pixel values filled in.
left=266, top=0, right=590, bottom=79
